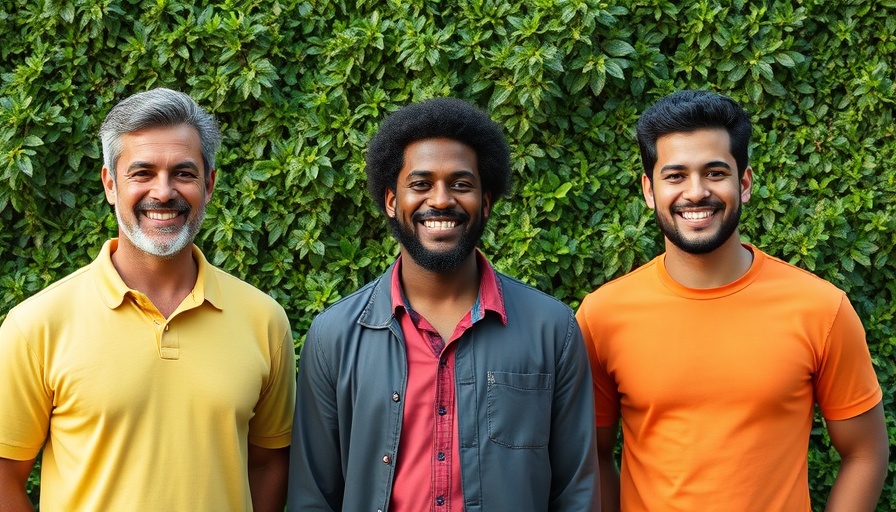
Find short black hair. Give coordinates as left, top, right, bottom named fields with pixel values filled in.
left=637, top=90, right=752, bottom=181
left=365, top=97, right=511, bottom=212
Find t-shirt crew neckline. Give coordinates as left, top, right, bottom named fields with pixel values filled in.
left=656, top=244, right=764, bottom=300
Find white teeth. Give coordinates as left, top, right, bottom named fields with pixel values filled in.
left=680, top=210, right=712, bottom=220
left=146, top=211, right=179, bottom=221
left=424, top=220, right=457, bottom=230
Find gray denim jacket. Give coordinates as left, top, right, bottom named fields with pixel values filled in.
left=288, top=263, right=598, bottom=511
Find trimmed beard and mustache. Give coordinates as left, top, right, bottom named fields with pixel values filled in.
left=389, top=208, right=486, bottom=273
left=655, top=198, right=741, bottom=255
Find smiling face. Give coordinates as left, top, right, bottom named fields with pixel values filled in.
left=102, top=124, right=215, bottom=260
left=642, top=128, right=752, bottom=255
left=385, top=137, right=491, bottom=273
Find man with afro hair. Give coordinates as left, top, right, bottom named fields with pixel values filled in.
left=288, top=97, right=599, bottom=511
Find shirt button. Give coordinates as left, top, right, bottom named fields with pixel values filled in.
left=436, top=496, right=445, bottom=506
left=382, top=455, right=391, bottom=464
left=438, top=406, right=446, bottom=415
left=437, top=452, right=445, bottom=461
left=392, top=391, right=400, bottom=402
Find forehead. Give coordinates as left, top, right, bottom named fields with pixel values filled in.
left=655, top=128, right=733, bottom=162
left=400, top=137, right=479, bottom=178
left=119, top=124, right=203, bottom=160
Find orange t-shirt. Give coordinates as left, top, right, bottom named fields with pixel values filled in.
left=576, top=246, right=882, bottom=512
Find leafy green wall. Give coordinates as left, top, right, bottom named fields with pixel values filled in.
left=1, top=0, right=893, bottom=509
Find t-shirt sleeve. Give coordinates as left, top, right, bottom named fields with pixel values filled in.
left=814, top=294, right=882, bottom=421
left=576, top=294, right=621, bottom=427
left=247, top=312, right=296, bottom=449
left=0, top=311, right=52, bottom=460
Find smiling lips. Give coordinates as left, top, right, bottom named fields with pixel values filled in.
left=146, top=211, right=180, bottom=221
left=679, top=210, right=714, bottom=220
left=423, top=220, right=458, bottom=230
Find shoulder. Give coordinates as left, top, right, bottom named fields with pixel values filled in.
left=579, top=257, right=661, bottom=310
left=495, top=272, right=574, bottom=316
left=6, top=264, right=94, bottom=319
left=315, top=276, right=382, bottom=323
left=207, top=266, right=287, bottom=313
left=306, top=273, right=387, bottom=342
left=757, top=250, right=845, bottom=293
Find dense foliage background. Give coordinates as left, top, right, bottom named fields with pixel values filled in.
left=1, top=0, right=893, bottom=509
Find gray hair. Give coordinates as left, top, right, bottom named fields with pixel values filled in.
left=99, top=88, right=221, bottom=179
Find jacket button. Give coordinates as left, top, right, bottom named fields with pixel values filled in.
left=392, top=391, right=400, bottom=402
left=382, top=455, right=391, bottom=464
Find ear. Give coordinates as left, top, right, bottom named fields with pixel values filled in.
left=641, top=173, right=656, bottom=210
left=740, top=166, right=753, bottom=203
left=102, top=167, right=116, bottom=205
left=482, top=191, right=492, bottom=220
left=385, top=188, right=397, bottom=218
left=205, top=168, right=217, bottom=202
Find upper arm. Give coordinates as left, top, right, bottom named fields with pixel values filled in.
left=0, top=456, right=37, bottom=510
left=0, top=457, right=35, bottom=488
left=248, top=444, right=289, bottom=471
left=826, top=401, right=888, bottom=463
left=247, top=445, right=289, bottom=512
left=287, top=320, right=344, bottom=511
left=547, top=313, right=599, bottom=510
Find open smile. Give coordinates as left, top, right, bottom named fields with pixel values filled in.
left=677, top=209, right=715, bottom=221
left=145, top=211, right=182, bottom=221
left=423, top=219, right=458, bottom=230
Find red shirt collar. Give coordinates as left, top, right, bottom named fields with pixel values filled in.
left=390, top=250, right=507, bottom=326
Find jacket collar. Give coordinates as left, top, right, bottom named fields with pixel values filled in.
left=357, top=261, right=398, bottom=329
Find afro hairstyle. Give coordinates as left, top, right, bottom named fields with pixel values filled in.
left=365, top=97, right=511, bottom=212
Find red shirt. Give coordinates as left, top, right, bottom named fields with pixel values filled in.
left=388, top=252, right=507, bottom=512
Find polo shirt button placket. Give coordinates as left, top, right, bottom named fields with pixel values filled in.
left=436, top=496, right=445, bottom=506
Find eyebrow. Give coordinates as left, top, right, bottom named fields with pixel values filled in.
left=404, top=169, right=477, bottom=180
left=659, top=160, right=732, bottom=173
left=126, top=161, right=201, bottom=172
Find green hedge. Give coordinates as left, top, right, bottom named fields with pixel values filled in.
left=1, top=0, right=893, bottom=509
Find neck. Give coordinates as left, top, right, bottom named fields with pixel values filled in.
left=111, top=237, right=199, bottom=317
left=398, top=249, right=481, bottom=307
left=662, top=233, right=753, bottom=289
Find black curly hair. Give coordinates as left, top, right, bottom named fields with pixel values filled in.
left=365, top=97, right=511, bottom=212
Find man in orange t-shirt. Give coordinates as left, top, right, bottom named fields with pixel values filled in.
left=577, top=90, right=888, bottom=512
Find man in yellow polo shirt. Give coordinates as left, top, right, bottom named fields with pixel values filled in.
left=0, top=88, right=295, bottom=511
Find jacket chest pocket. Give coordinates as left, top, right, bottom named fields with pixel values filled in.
left=486, top=371, right=552, bottom=448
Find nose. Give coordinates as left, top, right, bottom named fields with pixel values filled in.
left=426, top=182, right=456, bottom=209
left=682, top=175, right=710, bottom=202
left=149, top=175, right=178, bottom=203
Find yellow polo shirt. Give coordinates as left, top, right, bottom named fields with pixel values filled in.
left=0, top=239, right=295, bottom=511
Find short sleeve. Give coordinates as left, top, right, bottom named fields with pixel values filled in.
left=576, top=294, right=621, bottom=427
left=0, top=311, right=52, bottom=460
left=247, top=314, right=296, bottom=449
left=814, top=294, right=882, bottom=421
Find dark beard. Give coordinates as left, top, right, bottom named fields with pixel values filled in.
left=389, top=209, right=486, bottom=273
left=656, top=200, right=742, bottom=255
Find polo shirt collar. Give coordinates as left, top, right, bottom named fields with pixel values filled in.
left=93, top=238, right=223, bottom=311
